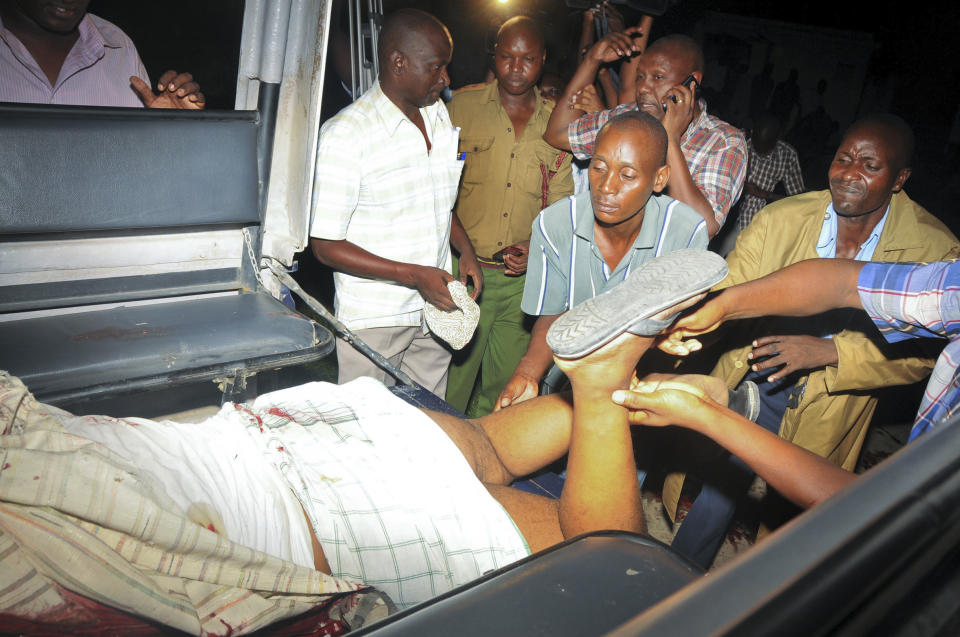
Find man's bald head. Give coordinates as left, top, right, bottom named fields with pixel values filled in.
left=377, top=9, right=452, bottom=110
left=496, top=15, right=545, bottom=51
left=646, top=34, right=704, bottom=77
left=843, top=113, right=915, bottom=172
left=599, top=110, right=668, bottom=166
left=377, top=8, right=451, bottom=70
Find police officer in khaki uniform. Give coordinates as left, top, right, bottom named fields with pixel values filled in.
left=446, top=16, right=573, bottom=416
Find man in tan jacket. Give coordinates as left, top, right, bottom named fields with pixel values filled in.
left=667, top=114, right=960, bottom=568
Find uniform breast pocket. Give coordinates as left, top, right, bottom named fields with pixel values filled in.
left=459, top=136, right=495, bottom=185
left=519, top=144, right=561, bottom=204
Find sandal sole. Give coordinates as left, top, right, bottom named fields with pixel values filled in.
left=546, top=249, right=728, bottom=359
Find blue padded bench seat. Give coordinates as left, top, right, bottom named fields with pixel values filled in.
left=1, top=292, right=332, bottom=404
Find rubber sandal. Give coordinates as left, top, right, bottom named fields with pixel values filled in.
left=546, top=249, right=728, bottom=359
left=727, top=380, right=760, bottom=422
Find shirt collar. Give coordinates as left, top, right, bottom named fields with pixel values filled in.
left=680, top=99, right=710, bottom=144
left=372, top=80, right=446, bottom=138
left=84, top=14, right=124, bottom=49
left=817, top=201, right=891, bottom=260
left=0, top=13, right=114, bottom=86
left=572, top=191, right=661, bottom=250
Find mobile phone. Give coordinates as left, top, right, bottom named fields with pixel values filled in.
left=491, top=246, right=523, bottom=264
left=662, top=74, right=699, bottom=112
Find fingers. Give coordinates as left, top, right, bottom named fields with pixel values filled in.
left=655, top=333, right=702, bottom=357
left=154, top=70, right=206, bottom=109
left=610, top=385, right=681, bottom=427
left=156, top=69, right=177, bottom=90
left=495, top=376, right=537, bottom=411
left=129, top=76, right=155, bottom=107
left=661, top=83, right=695, bottom=135
left=630, top=379, right=707, bottom=398
left=157, top=71, right=192, bottom=94
left=671, top=297, right=726, bottom=337
left=605, top=32, right=640, bottom=55
left=748, top=336, right=780, bottom=364
left=421, top=268, right=457, bottom=310
left=469, top=267, right=484, bottom=298
left=502, top=253, right=528, bottom=275
left=662, top=82, right=694, bottom=106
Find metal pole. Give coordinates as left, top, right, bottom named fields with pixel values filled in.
left=348, top=0, right=358, bottom=98
left=268, top=265, right=422, bottom=389
left=368, top=0, right=382, bottom=79
left=353, top=0, right=365, bottom=95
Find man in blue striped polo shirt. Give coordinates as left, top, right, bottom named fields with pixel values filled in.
left=497, top=111, right=709, bottom=409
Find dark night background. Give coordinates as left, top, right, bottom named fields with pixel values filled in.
left=88, top=0, right=960, bottom=231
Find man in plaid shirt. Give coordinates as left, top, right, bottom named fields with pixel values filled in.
left=715, top=113, right=804, bottom=254
left=544, top=32, right=747, bottom=238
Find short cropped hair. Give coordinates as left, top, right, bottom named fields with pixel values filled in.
left=599, top=110, right=669, bottom=166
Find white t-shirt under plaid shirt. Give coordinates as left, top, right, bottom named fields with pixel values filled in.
left=310, top=81, right=464, bottom=330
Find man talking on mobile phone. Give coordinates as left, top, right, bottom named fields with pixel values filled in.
left=545, top=32, right=747, bottom=239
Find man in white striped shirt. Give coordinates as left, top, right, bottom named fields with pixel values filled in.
left=498, top=111, right=708, bottom=408
left=310, top=9, right=481, bottom=395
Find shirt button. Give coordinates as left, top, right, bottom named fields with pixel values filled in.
left=824, top=212, right=830, bottom=219
left=510, top=153, right=515, bottom=158
left=497, top=241, right=503, bottom=246
left=503, top=213, right=508, bottom=217
left=734, top=360, right=744, bottom=369
left=507, top=182, right=512, bottom=187
left=507, top=127, right=512, bottom=132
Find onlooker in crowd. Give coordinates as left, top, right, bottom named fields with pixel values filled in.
left=497, top=111, right=709, bottom=409
left=544, top=32, right=747, bottom=238
left=310, top=9, right=482, bottom=396
left=445, top=17, right=573, bottom=416
left=662, top=113, right=960, bottom=568
left=713, top=112, right=805, bottom=255
left=0, top=0, right=204, bottom=108
left=643, top=256, right=960, bottom=509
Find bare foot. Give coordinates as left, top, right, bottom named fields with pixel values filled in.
left=554, top=331, right=652, bottom=392
left=552, top=294, right=709, bottom=392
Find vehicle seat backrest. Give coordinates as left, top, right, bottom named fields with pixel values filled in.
left=0, top=104, right=262, bottom=313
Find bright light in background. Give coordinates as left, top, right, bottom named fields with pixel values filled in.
left=496, top=0, right=509, bottom=4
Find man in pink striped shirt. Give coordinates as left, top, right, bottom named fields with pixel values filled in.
left=0, top=0, right=204, bottom=108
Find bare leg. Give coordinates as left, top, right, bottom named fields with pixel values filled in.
left=554, top=332, right=653, bottom=537
left=423, top=391, right=577, bottom=485
left=424, top=401, right=572, bottom=552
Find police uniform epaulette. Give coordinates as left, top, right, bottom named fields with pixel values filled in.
left=452, top=82, right=491, bottom=96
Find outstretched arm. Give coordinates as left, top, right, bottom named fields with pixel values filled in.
left=614, top=380, right=856, bottom=509
left=663, top=259, right=866, bottom=352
